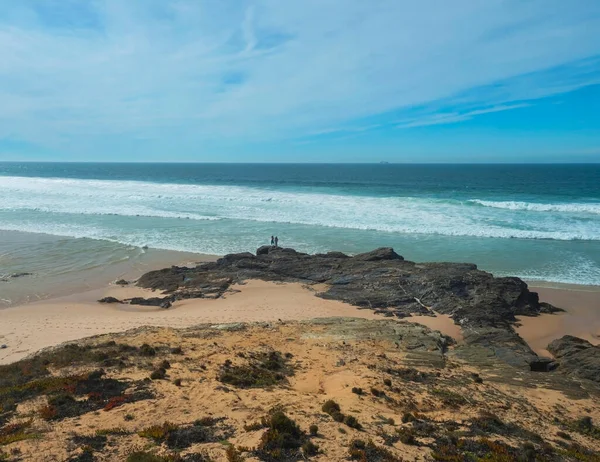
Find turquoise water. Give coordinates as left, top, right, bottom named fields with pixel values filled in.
left=1, top=162, right=599, bottom=285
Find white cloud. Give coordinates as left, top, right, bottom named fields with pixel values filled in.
left=0, top=0, right=599, bottom=155
left=396, top=104, right=531, bottom=128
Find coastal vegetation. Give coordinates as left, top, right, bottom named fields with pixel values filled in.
left=0, top=315, right=598, bottom=461
left=1, top=247, right=599, bottom=460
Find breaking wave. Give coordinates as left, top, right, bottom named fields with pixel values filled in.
left=469, top=199, right=600, bottom=214
left=0, top=176, right=599, bottom=245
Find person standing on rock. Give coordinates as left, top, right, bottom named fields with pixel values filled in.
left=271, top=236, right=275, bottom=246
left=275, top=236, right=279, bottom=247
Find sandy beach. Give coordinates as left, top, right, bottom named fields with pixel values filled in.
left=516, top=284, right=600, bottom=356
left=0, top=280, right=383, bottom=365
left=1, top=272, right=598, bottom=365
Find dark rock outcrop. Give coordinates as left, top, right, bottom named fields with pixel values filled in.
left=98, top=297, right=120, bottom=304
left=136, top=246, right=559, bottom=368
left=0, top=272, right=33, bottom=282
left=529, top=357, right=558, bottom=372
left=11, top=272, right=33, bottom=278
left=139, top=246, right=552, bottom=326
left=456, top=327, right=540, bottom=368
left=353, top=247, right=403, bottom=262
left=127, top=296, right=174, bottom=309
left=256, top=245, right=273, bottom=256
left=547, top=335, right=600, bottom=383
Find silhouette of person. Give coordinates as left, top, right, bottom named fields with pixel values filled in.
left=270, top=235, right=275, bottom=245
left=274, top=236, right=279, bottom=247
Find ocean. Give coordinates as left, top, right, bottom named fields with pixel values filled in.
left=1, top=162, right=600, bottom=298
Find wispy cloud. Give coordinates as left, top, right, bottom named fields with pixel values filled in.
left=396, top=104, right=530, bottom=129
left=0, top=0, right=599, bottom=158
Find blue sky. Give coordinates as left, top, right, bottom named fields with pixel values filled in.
left=0, top=0, right=599, bottom=162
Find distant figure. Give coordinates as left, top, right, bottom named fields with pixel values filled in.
left=275, top=236, right=279, bottom=247
left=270, top=235, right=275, bottom=246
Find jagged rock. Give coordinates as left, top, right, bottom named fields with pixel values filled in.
left=539, top=302, right=564, bottom=314
left=353, top=247, right=403, bottom=261
left=98, top=297, right=121, bottom=304
left=529, top=357, right=558, bottom=372
left=316, top=251, right=349, bottom=259
left=0, top=344, right=7, bottom=349
left=217, top=252, right=255, bottom=265
left=1, top=272, right=33, bottom=281
left=547, top=335, right=600, bottom=383
left=256, top=245, right=272, bottom=256
left=10, top=272, right=33, bottom=278
left=456, top=327, right=539, bottom=368
left=137, top=267, right=186, bottom=292
left=136, top=246, right=559, bottom=368
left=127, top=296, right=174, bottom=307
left=115, top=279, right=129, bottom=286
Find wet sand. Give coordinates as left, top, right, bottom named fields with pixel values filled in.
left=0, top=229, right=217, bottom=307
left=516, top=285, right=600, bottom=356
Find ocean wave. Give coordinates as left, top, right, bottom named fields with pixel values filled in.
left=469, top=199, right=600, bottom=214
left=3, top=206, right=221, bottom=222
left=1, top=175, right=599, bottom=243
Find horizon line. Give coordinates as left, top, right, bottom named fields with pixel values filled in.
left=1, top=160, right=600, bottom=165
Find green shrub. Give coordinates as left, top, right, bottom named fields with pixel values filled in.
left=138, top=422, right=178, bottom=443
left=397, top=428, right=416, bottom=445
left=243, top=421, right=266, bottom=432
left=348, top=439, right=401, bottom=461
left=0, top=419, right=36, bottom=446
left=71, top=434, right=107, bottom=451
left=370, top=387, right=383, bottom=397
left=401, top=412, right=415, bottom=423
left=225, top=445, right=245, bottom=462
left=331, top=411, right=345, bottom=423
left=322, top=400, right=340, bottom=415
left=217, top=350, right=293, bottom=389
left=126, top=451, right=172, bottom=462
left=194, top=416, right=218, bottom=427
left=139, top=344, right=156, bottom=357
left=431, top=388, right=467, bottom=408
left=344, top=415, right=362, bottom=430
left=255, top=411, right=307, bottom=460
left=150, top=368, right=166, bottom=380
left=302, top=440, right=320, bottom=456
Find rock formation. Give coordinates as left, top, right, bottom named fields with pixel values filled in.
left=548, top=335, right=600, bottom=383
left=135, top=246, right=566, bottom=369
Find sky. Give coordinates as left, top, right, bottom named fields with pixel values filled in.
left=0, top=0, right=599, bottom=163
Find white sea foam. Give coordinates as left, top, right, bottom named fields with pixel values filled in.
left=0, top=176, right=599, bottom=245
left=469, top=199, right=600, bottom=214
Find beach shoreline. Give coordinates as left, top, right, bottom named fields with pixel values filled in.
left=3, top=229, right=599, bottom=309
left=1, top=230, right=599, bottom=365
left=0, top=229, right=219, bottom=308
